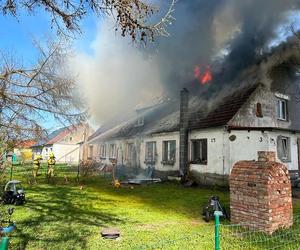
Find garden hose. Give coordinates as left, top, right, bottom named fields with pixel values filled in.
left=0, top=237, right=9, bottom=250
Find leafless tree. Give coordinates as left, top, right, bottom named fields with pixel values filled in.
left=0, top=39, right=85, bottom=160
left=1, top=0, right=176, bottom=42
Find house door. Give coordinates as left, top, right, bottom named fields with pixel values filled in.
left=297, top=139, right=300, bottom=171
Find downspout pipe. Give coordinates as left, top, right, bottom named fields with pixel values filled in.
left=179, top=88, right=189, bottom=182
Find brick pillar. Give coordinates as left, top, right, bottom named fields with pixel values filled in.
left=230, top=151, right=293, bottom=234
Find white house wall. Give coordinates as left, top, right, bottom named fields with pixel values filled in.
left=227, top=130, right=270, bottom=173
left=189, top=128, right=300, bottom=179
left=140, top=132, right=180, bottom=172
left=189, top=128, right=227, bottom=176
left=41, top=145, right=53, bottom=160
left=88, top=132, right=180, bottom=174
left=52, top=144, right=80, bottom=164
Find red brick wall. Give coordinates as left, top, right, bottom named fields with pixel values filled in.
left=230, top=151, right=293, bottom=234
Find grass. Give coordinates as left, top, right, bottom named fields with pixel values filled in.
left=0, top=163, right=299, bottom=249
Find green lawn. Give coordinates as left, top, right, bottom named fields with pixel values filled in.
left=1, top=164, right=300, bottom=249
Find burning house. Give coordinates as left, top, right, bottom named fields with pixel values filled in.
left=79, top=0, right=300, bottom=186
left=84, top=45, right=300, bottom=185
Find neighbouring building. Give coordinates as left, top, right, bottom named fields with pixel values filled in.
left=32, top=123, right=92, bottom=164
left=14, top=140, right=37, bottom=162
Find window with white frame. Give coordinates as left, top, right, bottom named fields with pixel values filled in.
left=88, top=145, right=93, bottom=159
left=100, top=144, right=106, bottom=158
left=191, top=139, right=208, bottom=164
left=125, top=143, right=134, bottom=161
left=136, top=116, right=144, bottom=127
left=276, top=98, right=288, bottom=121
left=277, top=136, right=291, bottom=162
left=145, top=141, right=156, bottom=163
left=162, top=140, right=176, bottom=164
left=109, top=144, right=116, bottom=159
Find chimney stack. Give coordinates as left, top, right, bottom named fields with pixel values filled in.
left=179, top=88, right=189, bottom=180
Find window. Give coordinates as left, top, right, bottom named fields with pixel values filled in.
left=191, top=139, right=207, bottom=164
left=277, top=136, right=291, bottom=162
left=109, top=144, right=116, bottom=159
left=69, top=137, right=72, bottom=141
left=256, top=103, right=263, bottom=118
left=135, top=116, right=144, bottom=127
left=162, top=140, right=176, bottom=164
left=88, top=145, right=93, bottom=159
left=100, top=144, right=106, bottom=158
left=125, top=143, right=134, bottom=161
left=277, top=98, right=288, bottom=121
left=145, top=141, right=156, bottom=164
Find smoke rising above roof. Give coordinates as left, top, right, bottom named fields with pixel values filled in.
left=72, top=0, right=300, bottom=125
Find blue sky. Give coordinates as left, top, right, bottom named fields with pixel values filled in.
left=0, top=11, right=99, bottom=132
left=0, top=11, right=98, bottom=62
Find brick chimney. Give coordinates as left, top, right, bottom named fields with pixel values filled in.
left=179, top=88, right=189, bottom=180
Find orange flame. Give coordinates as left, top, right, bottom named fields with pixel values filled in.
left=194, top=65, right=212, bottom=85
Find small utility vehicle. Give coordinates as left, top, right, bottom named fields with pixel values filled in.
left=202, top=196, right=229, bottom=222
left=2, top=180, right=25, bottom=205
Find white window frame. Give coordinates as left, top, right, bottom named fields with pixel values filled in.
left=191, top=139, right=208, bottom=165
left=277, top=136, right=291, bottom=162
left=277, top=98, right=287, bottom=121
left=88, top=145, right=93, bottom=159
left=162, top=140, right=176, bottom=162
left=281, top=137, right=288, bottom=161
left=145, top=141, right=156, bottom=163
left=135, top=116, right=144, bottom=127
left=100, top=144, right=106, bottom=158
left=109, top=144, right=116, bottom=159
left=125, top=143, right=134, bottom=161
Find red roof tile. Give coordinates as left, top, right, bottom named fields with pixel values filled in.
left=16, top=140, right=37, bottom=149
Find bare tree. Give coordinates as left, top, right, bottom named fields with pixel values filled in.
left=0, top=39, right=85, bottom=160
left=1, top=0, right=176, bottom=42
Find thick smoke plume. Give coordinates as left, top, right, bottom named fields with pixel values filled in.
left=72, top=0, right=300, bottom=125
left=72, top=22, right=163, bottom=125
left=157, top=0, right=300, bottom=94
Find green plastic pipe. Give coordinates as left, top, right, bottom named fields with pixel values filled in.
left=214, top=211, right=222, bottom=250
left=0, top=237, right=9, bottom=250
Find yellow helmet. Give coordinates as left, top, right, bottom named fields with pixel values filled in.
left=49, top=152, right=55, bottom=158
left=34, top=154, right=42, bottom=160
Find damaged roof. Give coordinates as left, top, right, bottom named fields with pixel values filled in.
left=189, top=84, right=259, bottom=130
left=89, top=83, right=259, bottom=142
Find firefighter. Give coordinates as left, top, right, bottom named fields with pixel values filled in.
left=47, top=152, right=56, bottom=179
left=33, top=154, right=42, bottom=178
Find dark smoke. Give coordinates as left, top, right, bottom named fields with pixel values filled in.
left=155, top=0, right=300, bottom=96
